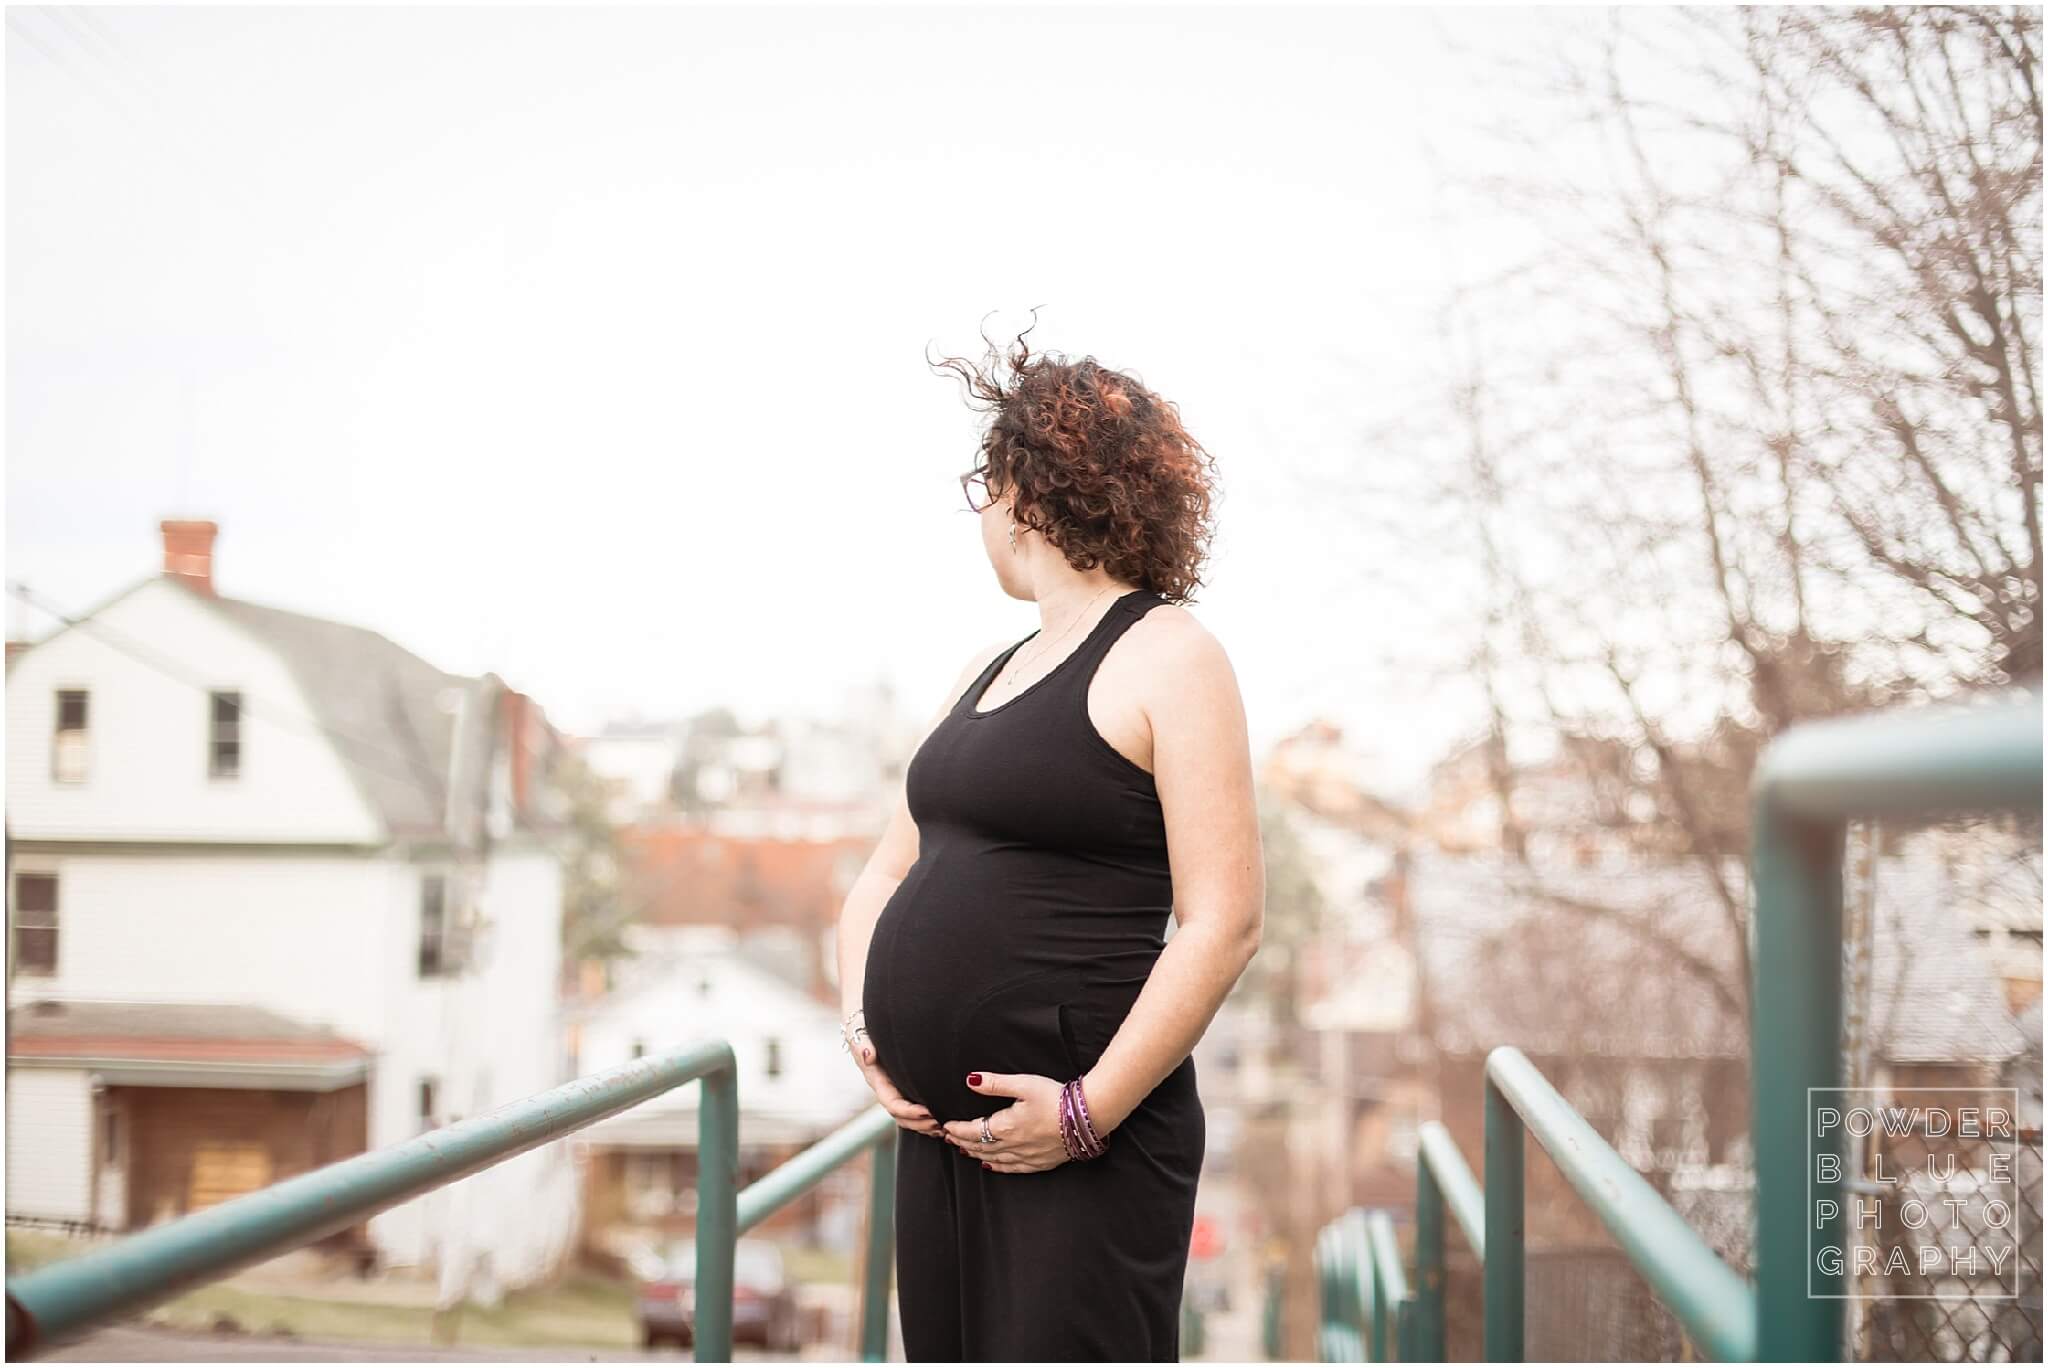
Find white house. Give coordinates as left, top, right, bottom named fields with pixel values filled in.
left=575, top=723, right=686, bottom=825
left=568, top=923, right=873, bottom=1248
left=5, top=518, right=578, bottom=1288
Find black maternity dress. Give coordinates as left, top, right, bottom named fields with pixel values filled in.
left=861, top=587, right=1204, bottom=1362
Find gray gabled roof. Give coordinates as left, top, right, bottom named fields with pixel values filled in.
left=176, top=577, right=500, bottom=842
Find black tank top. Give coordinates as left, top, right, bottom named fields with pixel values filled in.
left=861, top=587, right=1185, bottom=1127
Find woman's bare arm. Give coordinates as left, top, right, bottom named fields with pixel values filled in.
left=1077, top=611, right=1264, bottom=1134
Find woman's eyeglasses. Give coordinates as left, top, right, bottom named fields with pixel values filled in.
left=961, top=472, right=999, bottom=513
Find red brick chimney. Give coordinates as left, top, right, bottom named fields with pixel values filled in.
left=501, top=688, right=531, bottom=819
left=161, top=520, right=219, bottom=596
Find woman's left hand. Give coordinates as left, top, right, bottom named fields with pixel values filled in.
left=940, top=1071, right=1072, bottom=1173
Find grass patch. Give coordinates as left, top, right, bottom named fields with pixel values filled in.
left=143, top=1272, right=642, bottom=1351
left=7, top=1232, right=639, bottom=1351
left=8, top=1229, right=852, bottom=1353
left=783, top=1245, right=855, bottom=1285
left=147, top=1288, right=437, bottom=1347
left=6, top=1228, right=94, bottom=1276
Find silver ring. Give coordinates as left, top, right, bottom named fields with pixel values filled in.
left=979, top=1116, right=996, bottom=1145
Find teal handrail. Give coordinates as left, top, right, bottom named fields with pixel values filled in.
left=1327, top=1046, right=1756, bottom=1363
left=5, top=1040, right=903, bottom=1363
left=1418, top=1121, right=1485, bottom=1260
left=1262, top=1258, right=1286, bottom=1360
left=734, top=1103, right=899, bottom=1361
left=1312, top=689, right=2043, bottom=1363
left=1317, top=1216, right=1367, bottom=1362
left=1365, top=1209, right=1407, bottom=1363
left=1484, top=1046, right=1755, bottom=1361
left=1748, top=693, right=2041, bottom=1360
left=1412, top=1119, right=1482, bottom=1360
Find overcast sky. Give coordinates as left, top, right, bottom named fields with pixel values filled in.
left=8, top=3, right=1571, bottom=799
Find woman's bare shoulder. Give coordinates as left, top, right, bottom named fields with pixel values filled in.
left=1131, top=599, right=1234, bottom=680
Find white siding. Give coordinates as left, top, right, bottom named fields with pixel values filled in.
left=577, top=929, right=871, bottom=1144
left=369, top=846, right=575, bottom=1278
left=8, top=852, right=396, bottom=1044
left=5, top=579, right=384, bottom=843
left=4, top=577, right=575, bottom=1284
left=6, top=1067, right=94, bottom=1223
left=475, top=848, right=567, bottom=1103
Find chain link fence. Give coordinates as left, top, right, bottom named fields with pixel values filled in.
left=1848, top=1117, right=2043, bottom=1362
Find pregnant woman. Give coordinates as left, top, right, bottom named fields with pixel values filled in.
left=834, top=330, right=1265, bottom=1361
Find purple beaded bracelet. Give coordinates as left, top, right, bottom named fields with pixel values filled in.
left=1064, top=1081, right=1097, bottom=1163
left=1070, top=1078, right=1105, bottom=1154
left=1060, top=1076, right=1107, bottom=1161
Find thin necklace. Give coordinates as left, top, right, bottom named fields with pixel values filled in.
left=994, top=585, right=1116, bottom=698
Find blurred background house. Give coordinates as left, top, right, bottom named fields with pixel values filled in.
left=5, top=519, right=580, bottom=1287
left=566, top=924, right=873, bottom=1270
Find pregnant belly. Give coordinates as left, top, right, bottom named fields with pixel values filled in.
left=861, top=851, right=1162, bottom=1125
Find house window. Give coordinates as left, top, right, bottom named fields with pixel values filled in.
left=764, top=1037, right=783, bottom=1079
left=1650, top=1116, right=1686, bottom=1158
left=103, top=1108, right=121, bottom=1164
left=418, top=1077, right=439, bottom=1132
left=12, top=872, right=58, bottom=975
left=208, top=691, right=242, bottom=779
left=418, top=873, right=448, bottom=977
left=53, top=690, right=89, bottom=784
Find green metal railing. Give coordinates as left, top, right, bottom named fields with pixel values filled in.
left=5, top=1039, right=902, bottom=1362
left=1262, top=1257, right=1286, bottom=1360
left=1313, top=691, right=2042, bottom=1362
left=1747, top=692, right=2038, bottom=1360
left=1317, top=1211, right=1367, bottom=1363
left=1366, top=1208, right=1409, bottom=1362
left=1411, top=1119, right=1483, bottom=1362
left=737, top=1103, right=899, bottom=1361
left=1482, top=1045, right=1756, bottom=1361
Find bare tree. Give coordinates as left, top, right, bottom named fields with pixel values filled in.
left=1346, top=7, right=2039, bottom=1032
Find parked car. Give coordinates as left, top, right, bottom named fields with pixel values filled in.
left=633, top=1236, right=801, bottom=1352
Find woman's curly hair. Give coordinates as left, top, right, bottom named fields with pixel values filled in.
left=930, top=317, right=1218, bottom=603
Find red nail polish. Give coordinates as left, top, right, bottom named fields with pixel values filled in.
left=981, top=1162, right=991, bottom=1170
left=967, top=1072, right=982, bottom=1085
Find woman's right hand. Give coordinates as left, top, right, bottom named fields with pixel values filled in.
left=851, top=1031, right=949, bottom=1142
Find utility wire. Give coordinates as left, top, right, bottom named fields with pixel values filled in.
left=8, top=578, right=455, bottom=800
left=7, top=10, right=147, bottom=132
left=12, top=7, right=269, bottom=223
